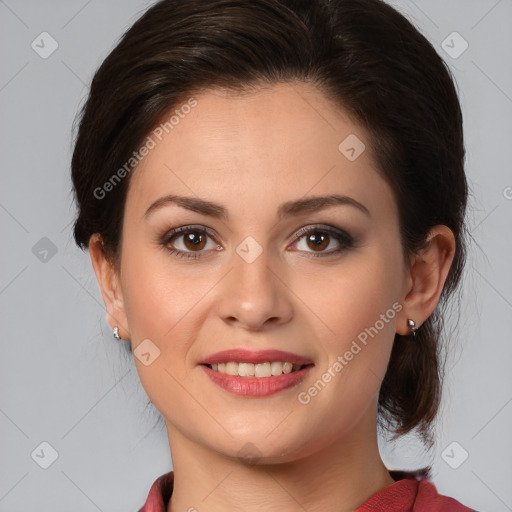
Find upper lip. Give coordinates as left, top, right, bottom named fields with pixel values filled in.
left=199, top=349, right=314, bottom=366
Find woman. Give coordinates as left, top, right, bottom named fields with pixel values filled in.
left=70, top=0, right=476, bottom=510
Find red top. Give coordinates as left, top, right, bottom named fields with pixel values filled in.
left=137, top=470, right=476, bottom=511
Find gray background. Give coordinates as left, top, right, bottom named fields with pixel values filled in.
left=0, top=0, right=511, bottom=510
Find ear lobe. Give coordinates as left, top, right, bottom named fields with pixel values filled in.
left=88, top=233, right=130, bottom=339
left=396, top=225, right=456, bottom=336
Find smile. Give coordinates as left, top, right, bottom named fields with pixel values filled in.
left=205, top=361, right=307, bottom=377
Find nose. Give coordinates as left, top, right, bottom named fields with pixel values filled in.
left=214, top=243, right=293, bottom=331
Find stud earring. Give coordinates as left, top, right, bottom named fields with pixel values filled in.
left=407, top=319, right=419, bottom=337
left=112, top=326, right=122, bottom=340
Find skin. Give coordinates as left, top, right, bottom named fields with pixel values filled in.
left=89, top=82, right=456, bottom=512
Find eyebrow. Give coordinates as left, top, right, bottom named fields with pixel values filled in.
left=144, top=193, right=371, bottom=220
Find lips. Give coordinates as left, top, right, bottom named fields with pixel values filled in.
left=199, top=348, right=315, bottom=396
left=201, top=364, right=314, bottom=396
left=199, top=348, right=314, bottom=366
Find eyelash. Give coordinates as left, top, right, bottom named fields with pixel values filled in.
left=160, top=224, right=355, bottom=260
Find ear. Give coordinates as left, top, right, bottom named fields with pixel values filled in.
left=88, top=233, right=130, bottom=339
left=396, top=225, right=456, bottom=335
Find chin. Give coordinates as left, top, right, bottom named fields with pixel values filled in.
left=212, top=433, right=308, bottom=466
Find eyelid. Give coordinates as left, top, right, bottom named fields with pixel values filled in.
left=162, top=224, right=217, bottom=241
left=291, top=224, right=352, bottom=241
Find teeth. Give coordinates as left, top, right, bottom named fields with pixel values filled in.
left=239, top=363, right=255, bottom=377
left=208, top=361, right=303, bottom=377
left=225, top=362, right=238, bottom=376
left=271, top=361, right=283, bottom=376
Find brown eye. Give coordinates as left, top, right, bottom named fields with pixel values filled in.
left=305, top=232, right=330, bottom=252
left=182, top=231, right=207, bottom=251
left=291, top=225, right=354, bottom=257
left=162, top=225, right=220, bottom=259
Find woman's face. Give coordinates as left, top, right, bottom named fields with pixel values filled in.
left=114, top=83, right=411, bottom=463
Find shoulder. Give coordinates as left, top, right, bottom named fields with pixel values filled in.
left=137, top=471, right=174, bottom=512
left=415, top=477, right=476, bottom=512
left=356, top=470, right=477, bottom=512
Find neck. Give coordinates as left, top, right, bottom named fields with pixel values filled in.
left=166, top=406, right=395, bottom=512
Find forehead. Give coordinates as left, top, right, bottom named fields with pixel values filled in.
left=126, top=82, right=397, bottom=223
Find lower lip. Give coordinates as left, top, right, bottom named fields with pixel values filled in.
left=201, top=365, right=314, bottom=397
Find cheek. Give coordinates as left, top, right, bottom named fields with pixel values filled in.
left=120, top=242, right=199, bottom=338
left=119, top=248, right=205, bottom=410
left=299, top=249, right=401, bottom=342
left=296, top=247, right=402, bottom=399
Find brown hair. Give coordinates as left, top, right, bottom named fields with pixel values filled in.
left=71, top=0, right=468, bottom=469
